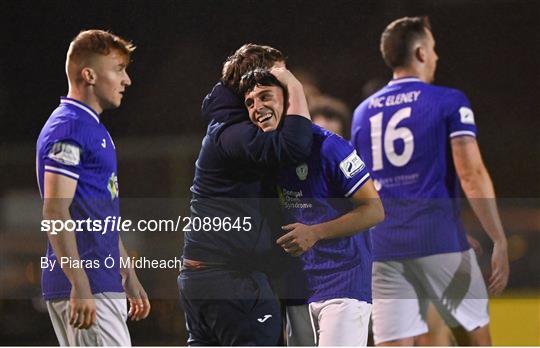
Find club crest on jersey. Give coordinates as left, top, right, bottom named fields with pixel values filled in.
left=339, top=150, right=365, bottom=178
left=459, top=107, right=475, bottom=125
left=296, top=163, right=308, bottom=181
left=48, top=142, right=81, bottom=166
left=107, top=172, right=119, bottom=200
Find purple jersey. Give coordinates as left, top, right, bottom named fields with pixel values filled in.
left=351, top=77, right=477, bottom=261
left=279, top=125, right=372, bottom=303
left=36, top=97, right=123, bottom=300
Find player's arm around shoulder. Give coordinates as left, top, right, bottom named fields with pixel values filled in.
left=266, top=67, right=313, bottom=165
left=451, top=135, right=509, bottom=295
left=220, top=67, right=313, bottom=168
left=271, top=66, right=310, bottom=120
left=43, top=172, right=97, bottom=329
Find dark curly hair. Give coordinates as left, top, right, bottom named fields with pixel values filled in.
left=239, top=68, right=289, bottom=118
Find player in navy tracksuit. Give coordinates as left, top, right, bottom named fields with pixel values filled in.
left=178, top=44, right=313, bottom=346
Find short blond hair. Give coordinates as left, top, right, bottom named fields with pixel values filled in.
left=66, top=29, right=135, bottom=73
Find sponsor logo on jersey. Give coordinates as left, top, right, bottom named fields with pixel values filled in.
left=339, top=150, right=365, bottom=178
left=296, top=163, right=308, bottom=181
left=48, top=142, right=81, bottom=166
left=459, top=107, right=475, bottom=125
left=107, top=172, right=119, bottom=200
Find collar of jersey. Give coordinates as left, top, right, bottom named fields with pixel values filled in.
left=387, top=77, right=422, bottom=86
left=60, top=97, right=100, bottom=123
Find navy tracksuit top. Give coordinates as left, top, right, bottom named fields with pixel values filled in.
left=183, top=82, right=313, bottom=270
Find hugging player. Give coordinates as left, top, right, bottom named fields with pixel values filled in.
left=240, top=68, right=384, bottom=346
left=179, top=44, right=312, bottom=346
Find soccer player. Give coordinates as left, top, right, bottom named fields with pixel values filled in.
left=239, top=69, right=384, bottom=346
left=179, top=44, right=313, bottom=346
left=36, top=30, right=150, bottom=346
left=351, top=16, right=509, bottom=346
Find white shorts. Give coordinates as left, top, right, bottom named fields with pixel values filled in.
left=372, top=249, right=490, bottom=344
left=46, top=292, right=131, bottom=346
left=287, top=298, right=372, bottom=346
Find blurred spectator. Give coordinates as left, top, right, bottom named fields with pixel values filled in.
left=361, top=77, right=386, bottom=100
left=310, top=95, right=351, bottom=139
left=292, top=68, right=322, bottom=104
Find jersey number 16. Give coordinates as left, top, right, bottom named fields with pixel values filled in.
left=369, top=107, right=414, bottom=171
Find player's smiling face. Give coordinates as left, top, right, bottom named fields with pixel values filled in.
left=91, top=49, right=131, bottom=111
left=244, top=84, right=285, bottom=132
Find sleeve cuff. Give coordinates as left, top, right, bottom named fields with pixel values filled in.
left=345, top=173, right=370, bottom=197
left=44, top=165, right=80, bottom=180
left=449, top=130, right=476, bottom=138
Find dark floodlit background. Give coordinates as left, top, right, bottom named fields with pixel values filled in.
left=1, top=0, right=539, bottom=345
